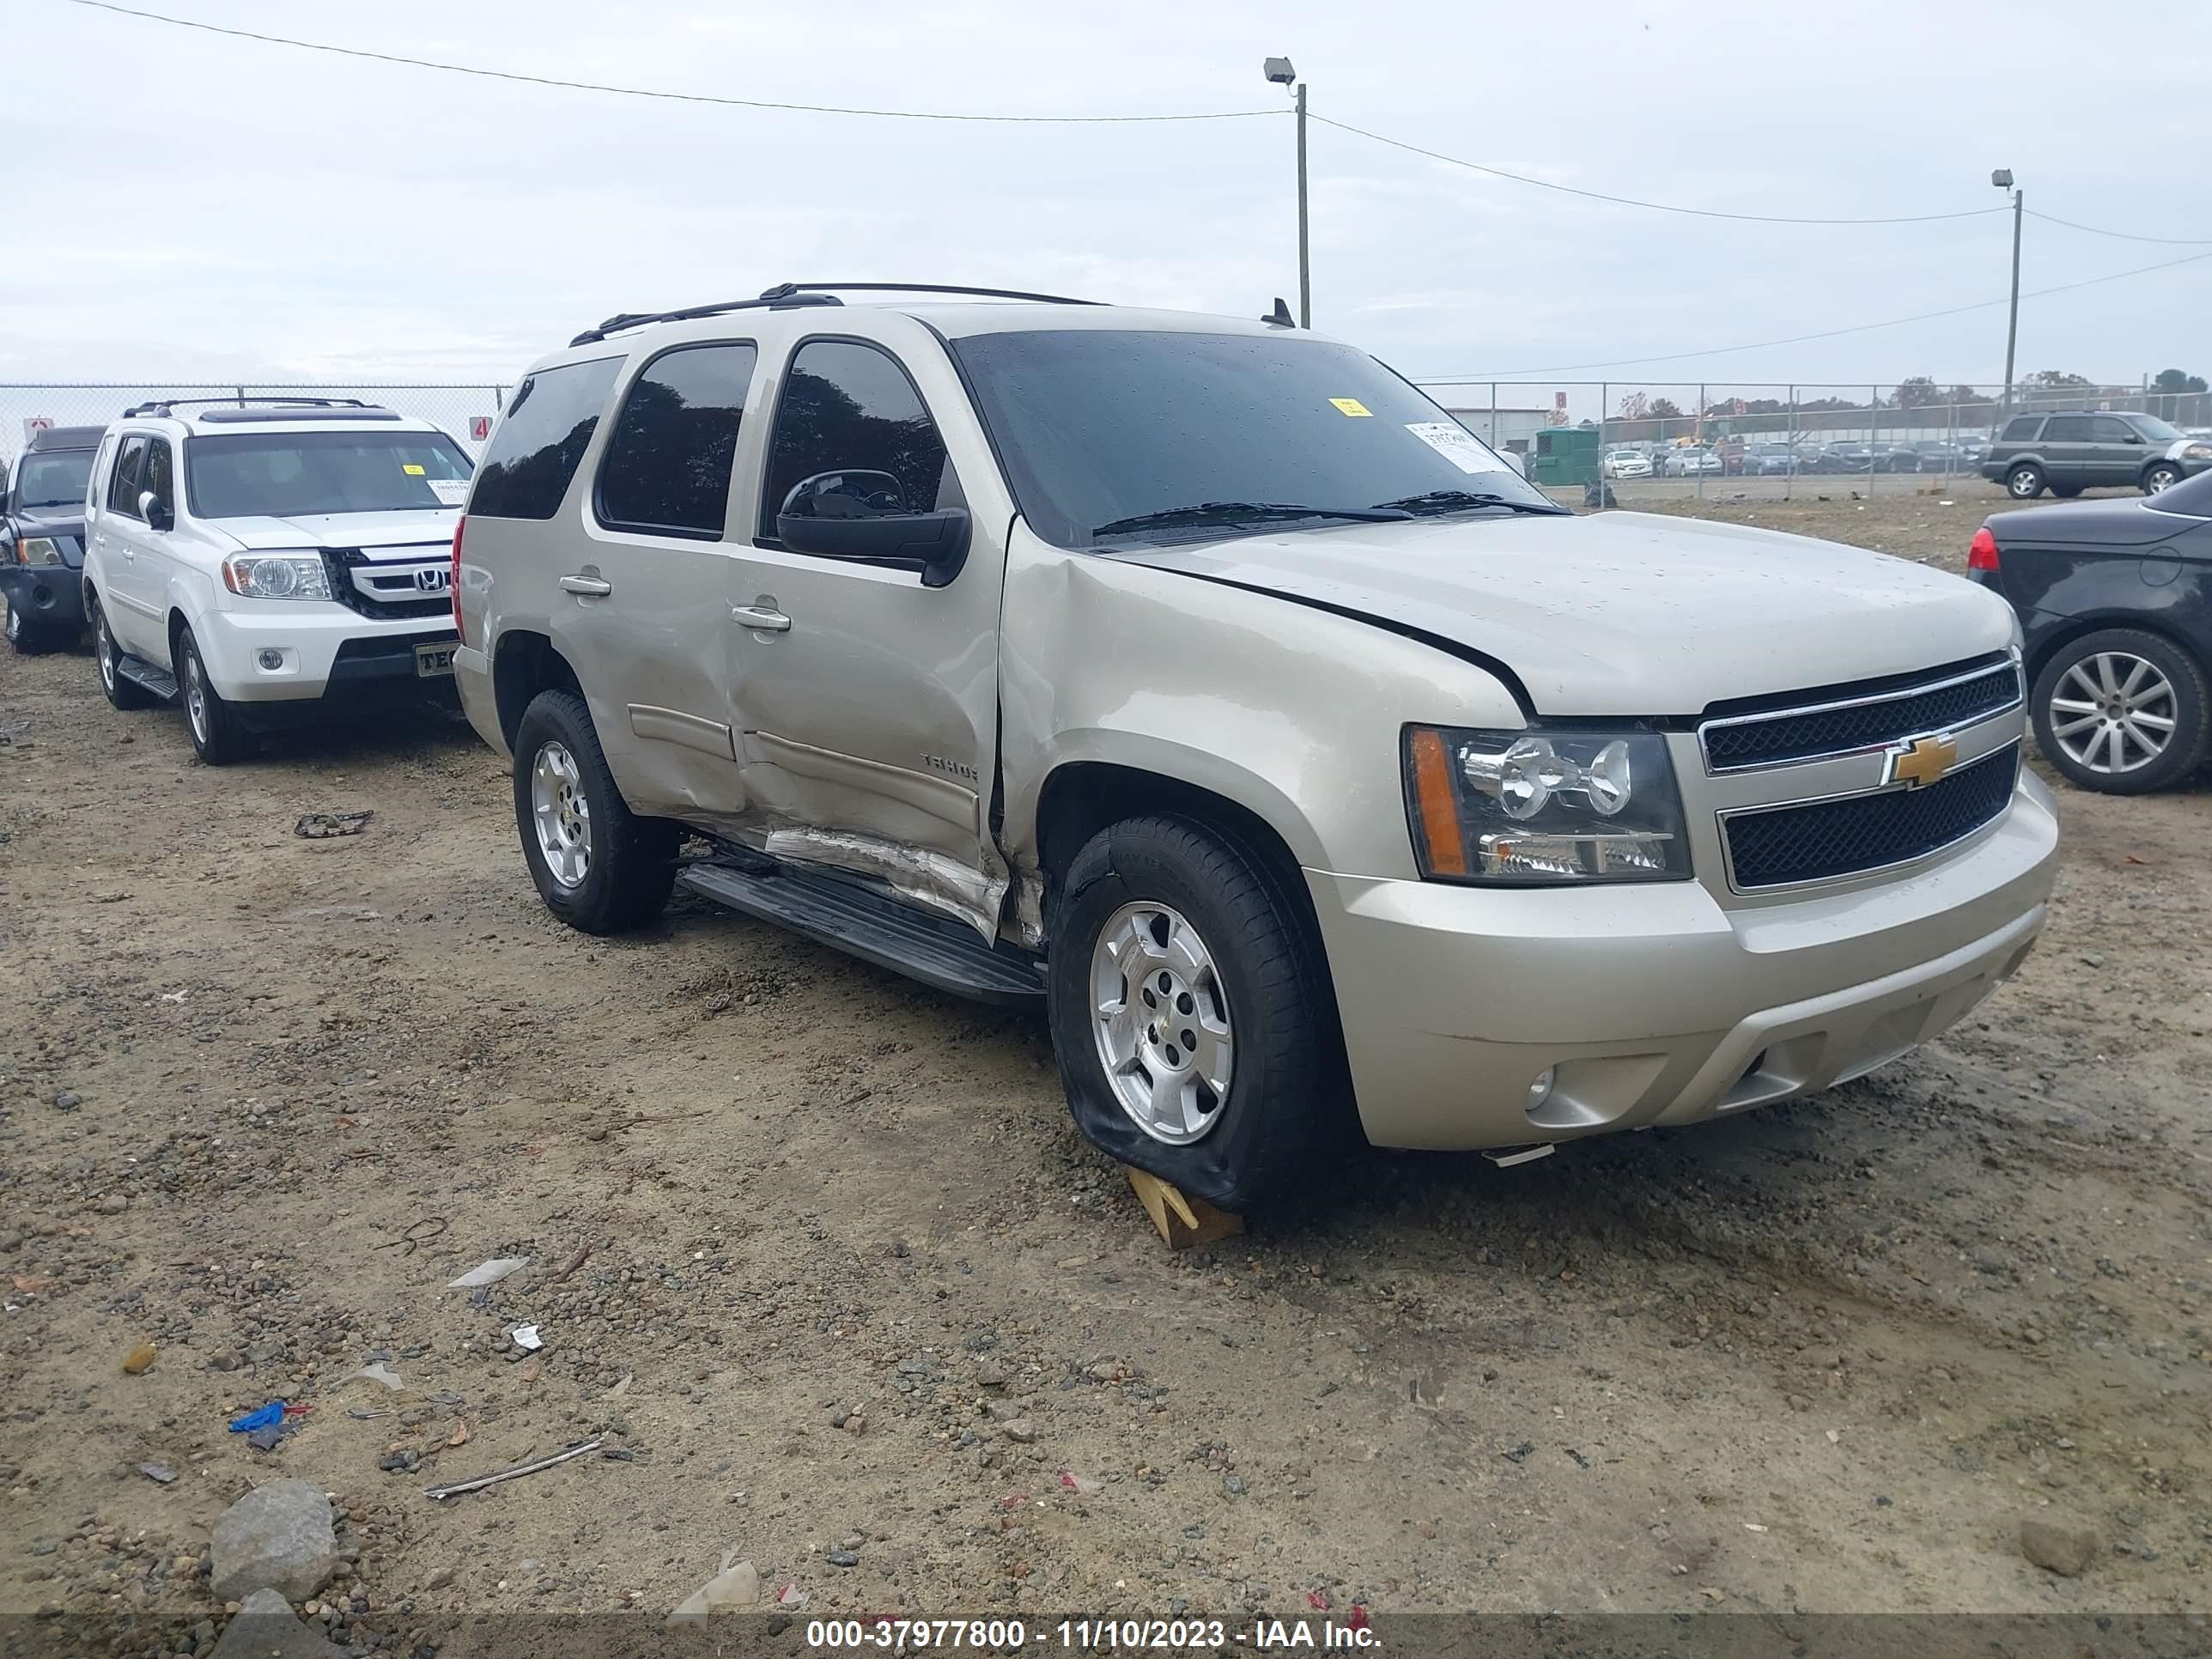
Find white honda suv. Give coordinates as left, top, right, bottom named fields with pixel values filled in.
left=81, top=399, right=471, bottom=763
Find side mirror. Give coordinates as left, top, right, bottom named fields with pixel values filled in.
left=139, top=489, right=174, bottom=533
left=776, top=471, right=970, bottom=589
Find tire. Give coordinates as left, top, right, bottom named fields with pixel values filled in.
left=512, top=689, right=678, bottom=933
left=2051, top=485, right=2083, bottom=499
left=1047, top=815, right=1352, bottom=1213
left=2030, top=628, right=2209, bottom=794
left=175, top=626, right=258, bottom=765
left=91, top=596, right=158, bottom=709
left=3, top=597, right=62, bottom=654
left=2006, top=463, right=2047, bottom=500
left=2142, top=463, right=2182, bottom=495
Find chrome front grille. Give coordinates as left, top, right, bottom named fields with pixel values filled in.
left=1699, top=657, right=2021, bottom=773
left=1692, top=657, right=2026, bottom=895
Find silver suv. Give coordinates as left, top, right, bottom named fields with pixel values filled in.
left=453, top=283, right=2058, bottom=1210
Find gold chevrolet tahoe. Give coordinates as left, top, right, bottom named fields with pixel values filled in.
left=451, top=283, right=2058, bottom=1210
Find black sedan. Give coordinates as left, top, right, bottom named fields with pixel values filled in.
left=1969, top=468, right=2210, bottom=793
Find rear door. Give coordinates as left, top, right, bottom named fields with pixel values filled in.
left=717, top=325, right=1012, bottom=939
left=2041, top=414, right=2096, bottom=489
left=569, top=338, right=760, bottom=823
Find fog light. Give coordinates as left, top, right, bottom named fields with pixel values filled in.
left=1526, top=1066, right=1557, bottom=1111
left=256, top=649, right=284, bottom=671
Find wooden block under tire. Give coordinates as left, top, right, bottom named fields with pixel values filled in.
left=1126, top=1166, right=1243, bottom=1249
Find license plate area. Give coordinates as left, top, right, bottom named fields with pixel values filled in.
left=414, top=642, right=457, bottom=678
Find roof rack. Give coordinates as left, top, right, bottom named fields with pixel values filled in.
left=121, top=396, right=377, bottom=418
left=568, top=282, right=1105, bottom=348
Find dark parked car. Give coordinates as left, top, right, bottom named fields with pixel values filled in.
left=1968, top=468, right=2211, bottom=792
left=0, top=424, right=103, bottom=653
left=1911, top=440, right=1965, bottom=472
left=1979, top=410, right=2212, bottom=501
left=1743, top=442, right=1798, bottom=476
left=1824, top=443, right=1875, bottom=473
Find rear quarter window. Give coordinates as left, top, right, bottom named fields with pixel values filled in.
left=1999, top=416, right=2042, bottom=441
left=471, top=356, right=623, bottom=520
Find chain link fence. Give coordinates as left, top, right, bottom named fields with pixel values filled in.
left=2, top=384, right=509, bottom=469
left=1408, top=379, right=2212, bottom=507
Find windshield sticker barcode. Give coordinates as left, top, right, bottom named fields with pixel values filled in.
left=1404, top=422, right=1496, bottom=475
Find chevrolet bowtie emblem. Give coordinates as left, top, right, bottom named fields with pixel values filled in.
left=1885, top=732, right=1959, bottom=789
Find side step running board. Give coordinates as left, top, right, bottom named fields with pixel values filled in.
left=678, top=860, right=1045, bottom=1008
left=116, top=654, right=179, bottom=702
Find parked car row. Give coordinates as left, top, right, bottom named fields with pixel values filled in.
left=23, top=284, right=2205, bottom=1212
left=1596, top=436, right=1993, bottom=479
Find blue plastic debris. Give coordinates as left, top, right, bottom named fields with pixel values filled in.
left=228, top=1401, right=283, bottom=1433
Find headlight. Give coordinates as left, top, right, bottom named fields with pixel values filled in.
left=2184, top=444, right=2212, bottom=461
left=222, top=553, right=331, bottom=601
left=1404, top=725, right=1692, bottom=884
left=17, top=537, right=63, bottom=566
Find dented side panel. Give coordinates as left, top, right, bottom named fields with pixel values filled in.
left=994, top=520, right=1526, bottom=886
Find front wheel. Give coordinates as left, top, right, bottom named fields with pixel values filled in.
left=1047, top=815, right=1352, bottom=1212
left=511, top=689, right=678, bottom=933
left=2007, top=463, right=2047, bottom=499
left=4, top=597, right=62, bottom=654
left=92, top=597, right=158, bottom=709
left=176, top=626, right=258, bottom=765
left=2031, top=629, right=2209, bottom=793
left=2142, top=463, right=2182, bottom=495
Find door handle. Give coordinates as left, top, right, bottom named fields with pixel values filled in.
left=730, top=604, right=792, bottom=632
left=559, top=574, right=612, bottom=597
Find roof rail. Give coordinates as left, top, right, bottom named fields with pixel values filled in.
left=120, top=396, right=374, bottom=418
left=568, top=281, right=1104, bottom=348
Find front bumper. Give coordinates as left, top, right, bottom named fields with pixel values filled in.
left=194, top=604, right=457, bottom=704
left=1309, top=774, right=2059, bottom=1150
left=0, top=564, right=87, bottom=634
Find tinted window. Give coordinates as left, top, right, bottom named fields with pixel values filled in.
left=107, top=436, right=149, bottom=517
left=949, top=329, right=1552, bottom=550
left=596, top=343, right=757, bottom=538
left=143, top=438, right=175, bottom=519
left=2089, top=416, right=2140, bottom=443
left=1999, top=416, right=2041, bottom=441
left=473, top=356, right=622, bottom=520
left=185, top=431, right=471, bottom=519
left=762, top=340, right=949, bottom=535
left=2130, top=413, right=2184, bottom=441
left=2045, top=415, right=2093, bottom=441
left=11, top=447, right=94, bottom=509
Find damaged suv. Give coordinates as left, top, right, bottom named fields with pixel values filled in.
left=454, top=284, right=2058, bottom=1210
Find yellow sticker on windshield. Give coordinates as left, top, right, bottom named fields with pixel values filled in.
left=402, top=464, right=426, bottom=475
left=1330, top=398, right=1373, bottom=417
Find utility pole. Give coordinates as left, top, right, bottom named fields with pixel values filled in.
left=1994, top=170, right=2021, bottom=409
left=1264, top=58, right=1309, bottom=326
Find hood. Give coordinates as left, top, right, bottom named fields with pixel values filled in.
left=1116, top=510, right=2015, bottom=716
left=211, top=507, right=458, bottom=555
left=1988, top=497, right=2181, bottom=549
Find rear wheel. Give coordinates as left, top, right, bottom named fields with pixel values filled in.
left=92, top=597, right=157, bottom=709
left=512, top=689, right=678, bottom=933
left=2051, top=484, right=2083, bottom=498
left=2031, top=629, right=2209, bottom=793
left=1048, top=815, right=1352, bottom=1212
left=176, top=626, right=258, bottom=765
left=2007, top=463, right=2047, bottom=500
left=2142, top=462, right=2183, bottom=495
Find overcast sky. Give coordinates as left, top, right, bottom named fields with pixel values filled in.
left=3, top=0, right=2206, bottom=399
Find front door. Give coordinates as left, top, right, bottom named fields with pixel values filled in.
left=721, top=331, right=1009, bottom=939
left=2085, top=415, right=2147, bottom=488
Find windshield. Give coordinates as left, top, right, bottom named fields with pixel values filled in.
left=2131, top=414, right=2185, bottom=441
left=947, top=329, right=1555, bottom=548
left=12, top=449, right=95, bottom=510
left=184, top=429, right=472, bottom=519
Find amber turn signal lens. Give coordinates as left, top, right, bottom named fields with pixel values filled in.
left=1407, top=727, right=1467, bottom=877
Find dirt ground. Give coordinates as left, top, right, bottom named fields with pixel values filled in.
left=2, top=487, right=2208, bottom=1648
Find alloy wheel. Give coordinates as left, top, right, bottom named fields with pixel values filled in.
left=1089, top=901, right=1235, bottom=1146
left=530, top=740, right=592, bottom=889
left=183, top=648, right=210, bottom=742
left=2047, top=651, right=2177, bottom=775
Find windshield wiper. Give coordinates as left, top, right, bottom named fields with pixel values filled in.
left=1371, top=489, right=1569, bottom=518
left=1092, top=501, right=1413, bottom=537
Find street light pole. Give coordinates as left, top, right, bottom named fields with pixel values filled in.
left=1264, top=57, right=1309, bottom=326
left=1993, top=169, right=2021, bottom=408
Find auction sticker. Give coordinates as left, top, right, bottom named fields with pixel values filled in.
left=1329, top=398, right=1373, bottom=416
left=1405, top=421, right=1497, bottom=474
